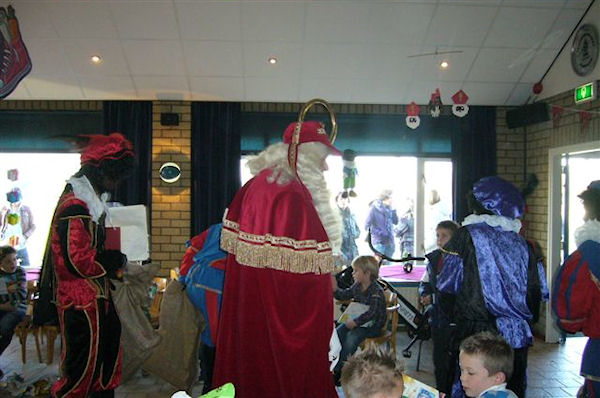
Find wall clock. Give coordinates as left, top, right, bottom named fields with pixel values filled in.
left=571, top=24, right=599, bottom=77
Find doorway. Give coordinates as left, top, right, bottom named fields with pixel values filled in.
left=547, top=142, right=600, bottom=342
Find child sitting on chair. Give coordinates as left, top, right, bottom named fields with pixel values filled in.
left=332, top=255, right=387, bottom=386
left=459, top=331, right=517, bottom=398
left=341, top=345, right=404, bottom=398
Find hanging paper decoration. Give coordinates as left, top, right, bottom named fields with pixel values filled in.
left=551, top=106, right=563, bottom=129
left=0, top=6, right=32, bottom=99
left=428, top=88, right=442, bottom=118
left=405, top=102, right=420, bottom=130
left=580, top=111, right=591, bottom=136
left=7, top=169, right=18, bottom=181
left=451, top=90, right=469, bottom=117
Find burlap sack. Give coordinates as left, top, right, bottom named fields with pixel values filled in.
left=112, top=262, right=162, bottom=382
left=142, top=279, right=203, bottom=391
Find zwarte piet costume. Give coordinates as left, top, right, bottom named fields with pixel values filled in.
left=436, top=177, right=548, bottom=398
left=47, top=133, right=134, bottom=398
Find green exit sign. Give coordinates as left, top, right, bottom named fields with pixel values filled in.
left=574, top=81, right=597, bottom=104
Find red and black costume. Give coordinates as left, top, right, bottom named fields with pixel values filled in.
left=41, top=133, right=134, bottom=398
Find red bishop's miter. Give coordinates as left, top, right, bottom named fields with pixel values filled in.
left=451, top=89, right=470, bottom=117
left=405, top=101, right=421, bottom=130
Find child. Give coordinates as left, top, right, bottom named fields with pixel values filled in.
left=419, top=220, right=459, bottom=394
left=341, top=345, right=404, bottom=398
left=459, top=331, right=517, bottom=398
left=0, top=245, right=27, bottom=379
left=332, top=255, right=387, bottom=385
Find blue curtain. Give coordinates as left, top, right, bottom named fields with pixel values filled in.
left=191, top=102, right=241, bottom=234
left=102, top=101, right=152, bottom=208
left=452, top=106, right=497, bottom=222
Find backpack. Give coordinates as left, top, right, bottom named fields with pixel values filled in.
left=183, top=224, right=226, bottom=347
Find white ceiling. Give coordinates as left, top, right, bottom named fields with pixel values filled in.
left=4, top=0, right=593, bottom=105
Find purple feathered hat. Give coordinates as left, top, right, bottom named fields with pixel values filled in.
left=472, top=176, right=525, bottom=219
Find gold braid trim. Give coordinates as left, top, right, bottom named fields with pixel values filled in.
left=439, top=247, right=459, bottom=256
left=220, top=226, right=334, bottom=275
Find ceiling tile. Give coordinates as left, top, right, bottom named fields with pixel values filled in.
left=132, top=76, right=190, bottom=100
left=350, top=79, right=408, bottom=104
left=484, top=7, right=561, bottom=48
left=25, top=39, right=75, bottom=76
left=241, top=2, right=304, bottom=42
left=176, top=1, right=241, bottom=41
left=190, top=77, right=244, bottom=101
left=305, top=3, right=370, bottom=43
left=505, top=83, right=534, bottom=105
left=246, top=77, right=299, bottom=102
left=62, top=39, right=129, bottom=76
left=183, top=41, right=243, bottom=77
left=362, top=45, right=421, bottom=81
left=46, top=2, right=117, bottom=39
left=542, top=8, right=587, bottom=49
left=298, top=78, right=352, bottom=103
left=122, top=40, right=186, bottom=76
left=424, top=5, right=498, bottom=47
left=520, top=49, right=557, bottom=83
left=243, top=42, right=302, bottom=78
left=302, top=44, right=370, bottom=79
left=411, top=47, right=479, bottom=82
left=467, top=48, right=531, bottom=82
left=461, top=82, right=516, bottom=105
left=366, top=3, right=436, bottom=45
left=80, top=76, right=136, bottom=99
left=109, top=2, right=179, bottom=40
left=25, top=75, right=85, bottom=100
left=13, top=2, right=58, bottom=40
left=501, top=0, right=566, bottom=7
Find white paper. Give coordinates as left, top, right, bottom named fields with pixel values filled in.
left=106, top=205, right=149, bottom=261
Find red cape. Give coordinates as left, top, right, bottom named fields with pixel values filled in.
left=214, top=169, right=337, bottom=397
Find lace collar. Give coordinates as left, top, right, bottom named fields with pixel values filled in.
left=462, top=213, right=522, bottom=233
left=67, top=175, right=109, bottom=223
left=575, top=219, right=600, bottom=247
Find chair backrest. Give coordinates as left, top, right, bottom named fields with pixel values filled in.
left=382, top=290, right=399, bottom=334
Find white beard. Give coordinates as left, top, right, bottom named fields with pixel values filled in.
left=297, top=143, right=343, bottom=254
left=246, top=141, right=342, bottom=252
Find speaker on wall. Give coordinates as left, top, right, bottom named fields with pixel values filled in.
left=160, top=112, right=180, bottom=126
left=505, top=102, right=550, bottom=129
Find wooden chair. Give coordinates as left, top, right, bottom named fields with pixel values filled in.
left=14, top=280, right=43, bottom=363
left=359, top=290, right=400, bottom=357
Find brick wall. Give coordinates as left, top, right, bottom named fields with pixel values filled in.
left=496, top=92, right=600, bottom=337
left=151, top=101, right=192, bottom=276
left=0, top=100, right=101, bottom=111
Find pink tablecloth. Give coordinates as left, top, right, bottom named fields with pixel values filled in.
left=379, top=264, right=425, bottom=284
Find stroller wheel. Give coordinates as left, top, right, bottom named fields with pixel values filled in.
left=402, top=349, right=412, bottom=358
left=403, top=263, right=413, bottom=273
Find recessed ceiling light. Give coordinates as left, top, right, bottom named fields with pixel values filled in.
left=440, top=60, right=449, bottom=69
left=268, top=57, right=277, bottom=65
left=91, top=54, right=102, bottom=64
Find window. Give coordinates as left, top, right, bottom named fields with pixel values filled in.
left=240, top=154, right=452, bottom=259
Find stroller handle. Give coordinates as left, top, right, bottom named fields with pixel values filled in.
left=366, top=230, right=425, bottom=263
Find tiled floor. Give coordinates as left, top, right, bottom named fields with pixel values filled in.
left=0, top=330, right=586, bottom=397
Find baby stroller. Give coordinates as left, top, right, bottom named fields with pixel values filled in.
left=336, top=231, right=431, bottom=367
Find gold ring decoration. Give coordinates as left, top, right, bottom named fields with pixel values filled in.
left=298, top=98, right=338, bottom=143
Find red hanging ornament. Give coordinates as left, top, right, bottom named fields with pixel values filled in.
left=451, top=90, right=469, bottom=117
left=405, top=102, right=421, bottom=130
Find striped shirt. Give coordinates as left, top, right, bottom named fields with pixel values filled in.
left=0, top=266, right=28, bottom=314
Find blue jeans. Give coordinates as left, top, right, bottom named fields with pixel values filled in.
left=0, top=310, right=25, bottom=355
left=17, top=248, right=30, bottom=267
left=334, top=323, right=381, bottom=373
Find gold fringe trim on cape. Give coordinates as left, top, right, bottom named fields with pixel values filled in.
left=220, top=224, right=334, bottom=275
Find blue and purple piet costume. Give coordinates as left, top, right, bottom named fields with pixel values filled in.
left=436, top=176, right=548, bottom=398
